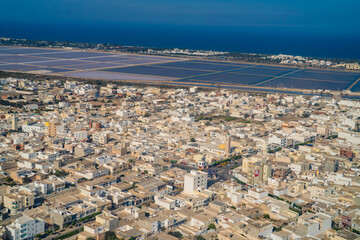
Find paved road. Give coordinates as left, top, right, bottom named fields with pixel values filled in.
left=206, top=160, right=241, bottom=186
left=42, top=225, right=82, bottom=240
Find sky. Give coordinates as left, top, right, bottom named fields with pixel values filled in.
left=0, top=0, right=359, bottom=58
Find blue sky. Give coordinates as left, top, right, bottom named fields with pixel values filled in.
left=1, top=0, right=359, bottom=35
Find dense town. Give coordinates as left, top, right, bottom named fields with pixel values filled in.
left=265, top=55, right=360, bottom=70
left=0, top=77, right=359, bottom=240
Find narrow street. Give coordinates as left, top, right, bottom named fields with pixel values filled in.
left=42, top=225, right=83, bottom=240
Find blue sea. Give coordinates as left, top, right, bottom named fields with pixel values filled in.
left=1, top=22, right=360, bottom=60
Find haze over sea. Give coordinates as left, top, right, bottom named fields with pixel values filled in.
left=1, top=0, right=360, bottom=59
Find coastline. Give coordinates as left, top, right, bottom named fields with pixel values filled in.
left=1, top=38, right=359, bottom=73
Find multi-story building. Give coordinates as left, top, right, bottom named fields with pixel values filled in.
left=64, top=81, right=76, bottom=90
left=93, top=132, right=108, bottom=145
left=340, top=147, right=355, bottom=160
left=6, top=216, right=45, bottom=240
left=184, top=170, right=208, bottom=193
left=308, top=184, right=333, bottom=199
left=74, top=145, right=94, bottom=158
left=96, top=211, right=119, bottom=231
left=22, top=123, right=45, bottom=133
left=296, top=213, right=332, bottom=237
left=46, top=123, right=65, bottom=138
left=247, top=162, right=271, bottom=187
left=3, top=192, right=35, bottom=215
left=74, top=131, right=88, bottom=140
left=324, top=159, right=339, bottom=172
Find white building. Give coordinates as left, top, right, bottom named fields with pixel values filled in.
left=64, top=81, right=77, bottom=90
left=20, top=151, right=41, bottom=160
left=23, top=104, right=38, bottom=110
left=154, top=195, right=185, bottom=210
left=22, top=123, right=45, bottom=133
left=247, top=187, right=268, bottom=200
left=297, top=213, right=332, bottom=237
left=268, top=134, right=288, bottom=148
left=74, top=131, right=88, bottom=140
left=93, top=132, right=108, bottom=145
left=58, top=101, right=70, bottom=108
left=184, top=170, right=208, bottom=193
left=6, top=216, right=45, bottom=240
left=116, top=109, right=134, bottom=118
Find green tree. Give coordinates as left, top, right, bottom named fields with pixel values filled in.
left=207, top=223, right=216, bottom=230
left=104, top=231, right=119, bottom=240
left=5, top=176, right=13, bottom=183
left=23, top=177, right=31, bottom=184
left=54, top=169, right=68, bottom=177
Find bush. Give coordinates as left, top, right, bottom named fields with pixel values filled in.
left=168, top=231, right=183, bottom=239
left=230, top=155, right=242, bottom=160
left=234, top=177, right=246, bottom=185
left=289, top=207, right=302, bottom=214
left=78, top=212, right=102, bottom=223
left=274, top=226, right=282, bottom=232
left=224, top=117, right=237, bottom=121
